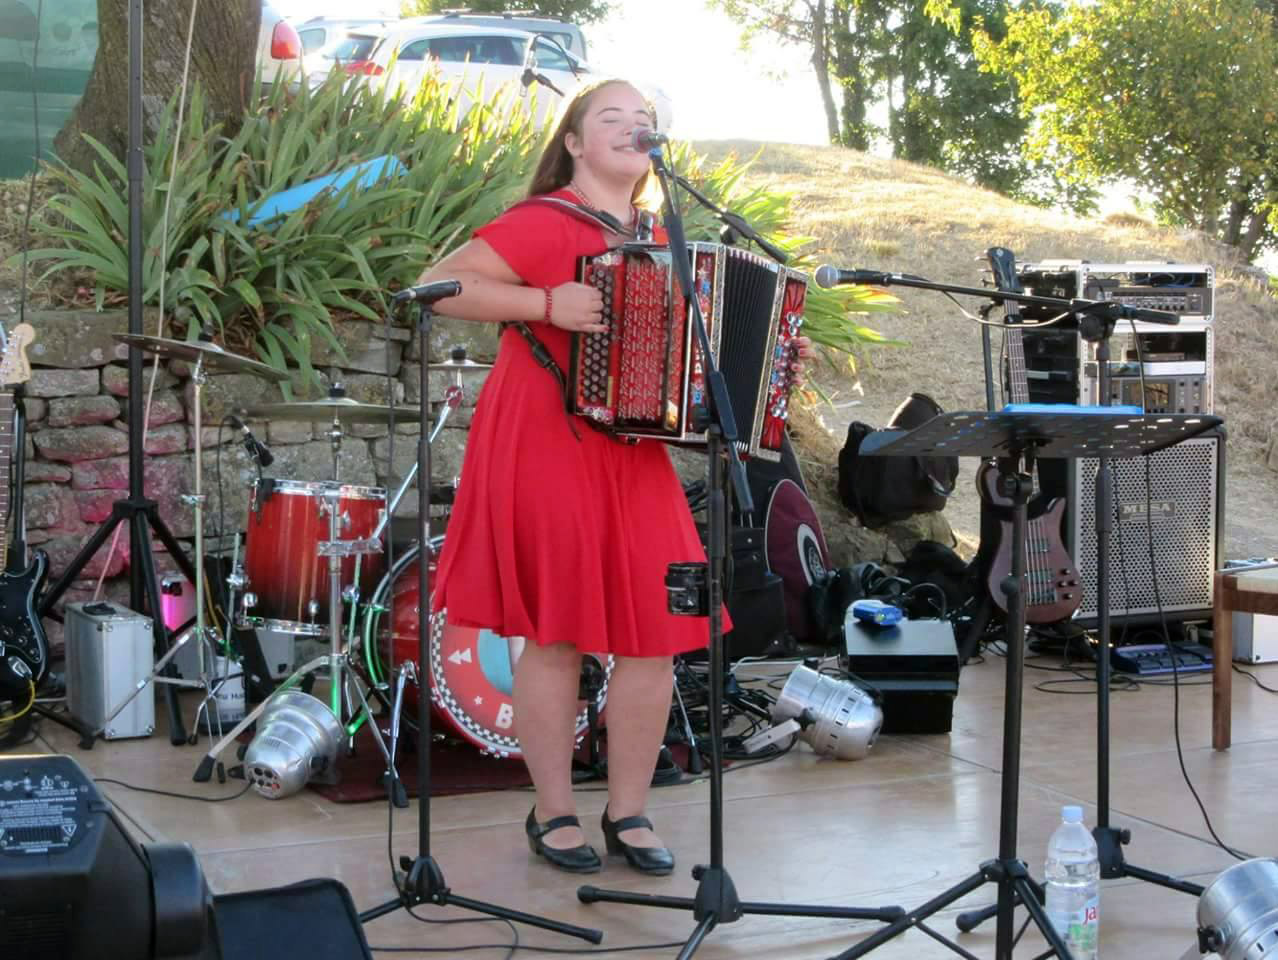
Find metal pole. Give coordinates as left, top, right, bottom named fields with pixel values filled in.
left=126, top=0, right=144, bottom=613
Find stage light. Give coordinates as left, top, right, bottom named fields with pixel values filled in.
left=243, top=691, right=342, bottom=799
left=1197, top=858, right=1278, bottom=959
left=769, top=664, right=883, bottom=760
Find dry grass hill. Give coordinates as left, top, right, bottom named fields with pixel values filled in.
left=694, top=140, right=1278, bottom=564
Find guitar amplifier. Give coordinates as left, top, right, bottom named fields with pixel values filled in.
left=1068, top=428, right=1224, bottom=625
left=65, top=602, right=155, bottom=740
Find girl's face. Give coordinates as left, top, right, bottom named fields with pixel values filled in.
left=564, top=83, right=655, bottom=187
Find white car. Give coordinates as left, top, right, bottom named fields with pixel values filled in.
left=295, top=18, right=393, bottom=87
left=257, top=0, right=303, bottom=90
left=357, top=23, right=673, bottom=133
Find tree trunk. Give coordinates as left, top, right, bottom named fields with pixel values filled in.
left=54, top=0, right=261, bottom=174
left=811, top=0, right=841, bottom=143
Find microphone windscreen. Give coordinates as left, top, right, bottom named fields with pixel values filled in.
left=814, top=264, right=839, bottom=289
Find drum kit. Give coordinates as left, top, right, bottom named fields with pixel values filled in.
left=109, top=334, right=610, bottom=796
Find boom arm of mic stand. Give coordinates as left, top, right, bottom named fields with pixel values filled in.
left=671, top=171, right=789, bottom=265
left=847, top=272, right=1180, bottom=325
left=651, top=151, right=754, bottom=517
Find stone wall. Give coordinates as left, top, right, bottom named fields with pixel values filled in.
left=12, top=308, right=937, bottom=654
left=11, top=308, right=500, bottom=651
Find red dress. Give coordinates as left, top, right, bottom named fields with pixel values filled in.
left=431, top=190, right=719, bottom=657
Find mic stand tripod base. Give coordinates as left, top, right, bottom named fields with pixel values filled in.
left=575, top=427, right=904, bottom=960
left=357, top=297, right=601, bottom=948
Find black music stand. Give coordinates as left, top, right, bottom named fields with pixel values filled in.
left=827, top=408, right=1220, bottom=960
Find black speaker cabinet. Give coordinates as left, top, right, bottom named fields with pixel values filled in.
left=1067, top=427, right=1224, bottom=625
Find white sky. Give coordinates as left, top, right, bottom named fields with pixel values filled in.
left=270, top=0, right=829, bottom=144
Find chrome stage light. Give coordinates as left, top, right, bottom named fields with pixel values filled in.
left=243, top=691, right=342, bottom=799
left=1197, top=858, right=1278, bottom=960
left=769, top=664, right=883, bottom=761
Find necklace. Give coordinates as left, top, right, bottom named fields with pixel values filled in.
left=568, top=180, right=636, bottom=232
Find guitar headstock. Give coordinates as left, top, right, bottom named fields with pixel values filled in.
left=0, top=323, right=35, bottom=387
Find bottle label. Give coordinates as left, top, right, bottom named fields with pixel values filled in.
left=1049, top=896, right=1099, bottom=954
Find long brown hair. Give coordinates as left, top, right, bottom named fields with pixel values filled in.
left=527, top=79, right=658, bottom=207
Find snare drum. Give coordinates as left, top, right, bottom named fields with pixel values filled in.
left=365, top=541, right=611, bottom=758
left=243, top=478, right=386, bottom=634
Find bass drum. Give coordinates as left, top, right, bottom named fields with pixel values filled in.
left=365, top=540, right=613, bottom=759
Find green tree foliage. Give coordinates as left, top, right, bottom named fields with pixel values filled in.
left=710, top=0, right=1038, bottom=196
left=399, top=0, right=612, bottom=23
left=974, top=0, right=1278, bottom=259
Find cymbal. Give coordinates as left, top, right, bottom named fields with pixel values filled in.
left=245, top=398, right=423, bottom=424
left=114, top=333, right=290, bottom=381
left=427, top=357, right=492, bottom=372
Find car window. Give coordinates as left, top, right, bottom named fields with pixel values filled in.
left=399, top=38, right=433, bottom=62
left=531, top=36, right=573, bottom=72
left=334, top=34, right=378, bottom=61
left=298, top=28, right=327, bottom=55
left=415, top=35, right=523, bottom=66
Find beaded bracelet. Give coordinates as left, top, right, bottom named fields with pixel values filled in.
left=542, top=287, right=553, bottom=324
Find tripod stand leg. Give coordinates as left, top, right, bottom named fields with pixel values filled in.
left=828, top=870, right=988, bottom=960
left=131, top=511, right=187, bottom=744
left=37, top=508, right=125, bottom=616
left=1012, top=874, right=1074, bottom=959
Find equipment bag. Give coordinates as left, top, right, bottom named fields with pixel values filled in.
left=837, top=392, right=959, bottom=528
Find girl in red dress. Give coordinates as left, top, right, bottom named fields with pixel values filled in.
left=416, top=79, right=811, bottom=876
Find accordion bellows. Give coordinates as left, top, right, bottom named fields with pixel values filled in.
left=569, top=242, right=808, bottom=461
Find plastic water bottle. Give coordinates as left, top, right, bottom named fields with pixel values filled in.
left=1045, top=805, right=1100, bottom=959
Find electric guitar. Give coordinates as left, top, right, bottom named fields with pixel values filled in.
left=976, top=248, right=1081, bottom=624
left=0, top=323, right=50, bottom=695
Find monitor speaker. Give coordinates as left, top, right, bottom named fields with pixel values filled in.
left=1068, top=428, right=1224, bottom=625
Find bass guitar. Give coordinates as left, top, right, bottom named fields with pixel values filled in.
left=0, top=323, right=50, bottom=697
left=976, top=248, right=1080, bottom=624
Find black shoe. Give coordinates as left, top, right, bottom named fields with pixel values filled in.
left=601, top=807, right=675, bottom=876
left=525, top=808, right=601, bottom=874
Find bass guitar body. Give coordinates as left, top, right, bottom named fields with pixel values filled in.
left=977, top=461, right=1080, bottom=624
left=0, top=549, right=48, bottom=690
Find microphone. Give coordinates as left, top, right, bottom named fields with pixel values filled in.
left=814, top=264, right=892, bottom=289
left=630, top=128, right=668, bottom=151
left=229, top=416, right=274, bottom=468
left=391, top=279, right=463, bottom=305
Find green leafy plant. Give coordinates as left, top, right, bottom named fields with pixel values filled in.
left=19, top=70, right=539, bottom=389
left=18, top=70, right=892, bottom=390
left=670, top=143, right=901, bottom=358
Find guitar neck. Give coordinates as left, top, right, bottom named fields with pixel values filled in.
left=0, top=392, right=11, bottom=571
left=1006, top=325, right=1030, bottom=406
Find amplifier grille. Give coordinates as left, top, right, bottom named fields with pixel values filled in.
left=1072, top=434, right=1219, bottom=621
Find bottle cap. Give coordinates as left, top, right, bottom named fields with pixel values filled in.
left=1062, top=805, right=1084, bottom=823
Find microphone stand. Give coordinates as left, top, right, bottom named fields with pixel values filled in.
left=359, top=290, right=602, bottom=947
left=669, top=172, right=789, bottom=265
left=576, top=147, right=905, bottom=959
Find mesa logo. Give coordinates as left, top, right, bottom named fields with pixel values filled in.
left=1119, top=500, right=1177, bottom=522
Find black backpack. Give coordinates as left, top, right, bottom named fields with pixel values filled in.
left=837, top=393, right=959, bottom=529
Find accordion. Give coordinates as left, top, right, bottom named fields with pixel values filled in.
left=568, top=242, right=808, bottom=461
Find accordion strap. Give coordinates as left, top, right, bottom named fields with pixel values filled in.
left=511, top=195, right=656, bottom=242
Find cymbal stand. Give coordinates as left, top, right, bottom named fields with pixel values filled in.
left=94, top=353, right=224, bottom=748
